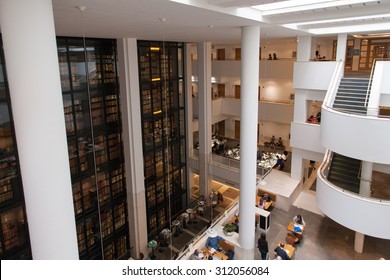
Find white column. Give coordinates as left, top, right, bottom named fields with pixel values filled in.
left=293, top=90, right=309, bottom=123
left=117, top=38, right=148, bottom=259
left=0, top=0, right=78, bottom=259
left=336, top=34, right=348, bottom=76
left=197, top=42, right=212, bottom=199
left=297, top=35, right=312, bottom=61
left=352, top=39, right=361, bottom=71
left=359, top=161, right=373, bottom=197
left=239, top=26, right=260, bottom=256
left=354, top=232, right=364, bottom=253
left=290, top=148, right=304, bottom=181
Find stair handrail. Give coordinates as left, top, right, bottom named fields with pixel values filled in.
left=364, top=58, right=377, bottom=107
left=323, top=59, right=344, bottom=109
left=319, top=149, right=333, bottom=180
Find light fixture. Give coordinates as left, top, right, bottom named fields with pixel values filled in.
left=352, top=33, right=390, bottom=38
left=308, top=22, right=390, bottom=35
left=252, top=0, right=379, bottom=16
left=283, top=13, right=390, bottom=30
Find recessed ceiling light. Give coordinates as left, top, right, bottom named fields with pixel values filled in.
left=251, top=0, right=379, bottom=16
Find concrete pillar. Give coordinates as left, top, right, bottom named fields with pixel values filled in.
left=336, top=34, right=348, bottom=76
left=359, top=161, right=373, bottom=197
left=239, top=25, right=260, bottom=258
left=293, top=90, right=309, bottom=123
left=290, top=148, right=304, bottom=181
left=117, top=38, right=148, bottom=259
left=297, top=35, right=312, bottom=62
left=354, top=231, right=364, bottom=253
left=0, top=0, right=78, bottom=259
left=197, top=42, right=212, bottom=199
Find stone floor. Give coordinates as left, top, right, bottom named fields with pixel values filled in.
left=152, top=169, right=390, bottom=260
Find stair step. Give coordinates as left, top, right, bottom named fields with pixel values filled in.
left=333, top=104, right=367, bottom=110
left=335, top=95, right=366, bottom=102
left=334, top=100, right=366, bottom=105
left=337, top=90, right=367, bottom=95
left=328, top=170, right=360, bottom=181
left=333, top=105, right=367, bottom=113
left=327, top=178, right=360, bottom=193
left=330, top=162, right=360, bottom=172
left=331, top=159, right=360, bottom=169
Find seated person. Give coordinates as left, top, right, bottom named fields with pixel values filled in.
left=293, top=214, right=306, bottom=226
left=190, top=249, right=203, bottom=260
left=274, top=243, right=290, bottom=260
left=205, top=229, right=225, bottom=251
left=257, top=197, right=265, bottom=209
left=232, top=217, right=239, bottom=233
left=262, top=193, right=271, bottom=202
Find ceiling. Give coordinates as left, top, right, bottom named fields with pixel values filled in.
left=47, top=0, right=390, bottom=44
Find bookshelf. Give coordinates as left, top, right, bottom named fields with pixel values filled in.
left=57, top=37, right=130, bottom=259
left=0, top=37, right=31, bottom=259
left=137, top=40, right=187, bottom=239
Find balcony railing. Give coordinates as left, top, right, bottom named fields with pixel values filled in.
left=190, top=148, right=272, bottom=178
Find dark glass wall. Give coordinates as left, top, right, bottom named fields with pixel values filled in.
left=57, top=37, right=130, bottom=259
left=137, top=41, right=187, bottom=240
left=0, top=37, right=32, bottom=259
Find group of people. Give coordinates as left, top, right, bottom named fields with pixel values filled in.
left=257, top=192, right=271, bottom=209
left=257, top=232, right=290, bottom=260
left=307, top=112, right=321, bottom=124
left=257, top=214, right=305, bottom=260
left=190, top=228, right=234, bottom=260
left=268, top=53, right=278, bottom=60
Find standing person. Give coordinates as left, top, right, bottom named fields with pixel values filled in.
left=257, top=233, right=269, bottom=260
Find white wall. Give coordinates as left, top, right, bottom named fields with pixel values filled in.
left=290, top=122, right=325, bottom=154
left=379, top=61, right=390, bottom=94
left=321, top=108, right=390, bottom=164
left=261, top=37, right=297, bottom=60
left=293, top=61, right=337, bottom=90
left=317, top=175, right=390, bottom=239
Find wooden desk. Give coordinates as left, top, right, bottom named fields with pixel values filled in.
left=277, top=242, right=295, bottom=259
left=287, top=221, right=304, bottom=236
left=203, top=247, right=229, bottom=260
left=256, top=196, right=274, bottom=210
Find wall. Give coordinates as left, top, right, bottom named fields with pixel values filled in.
left=317, top=175, right=390, bottom=239
left=293, top=61, right=337, bottom=90
left=321, top=108, right=390, bottom=164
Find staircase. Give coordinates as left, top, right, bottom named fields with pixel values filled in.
left=332, top=78, right=370, bottom=114
left=327, top=153, right=361, bottom=194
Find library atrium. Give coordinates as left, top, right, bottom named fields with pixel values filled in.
left=0, top=0, right=390, bottom=260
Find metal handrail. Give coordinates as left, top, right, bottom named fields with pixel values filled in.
left=323, top=59, right=344, bottom=108
left=319, top=149, right=388, bottom=202
left=364, top=59, right=377, bottom=107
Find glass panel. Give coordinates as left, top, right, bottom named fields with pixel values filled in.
left=81, top=176, right=97, bottom=212
left=111, top=165, right=124, bottom=197
left=1, top=206, right=28, bottom=251
left=68, top=40, right=87, bottom=90
left=98, top=171, right=110, bottom=204
left=100, top=207, right=113, bottom=239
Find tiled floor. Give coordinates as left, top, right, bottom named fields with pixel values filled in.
left=153, top=187, right=390, bottom=260
left=153, top=168, right=390, bottom=260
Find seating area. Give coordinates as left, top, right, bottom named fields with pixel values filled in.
left=257, top=189, right=277, bottom=208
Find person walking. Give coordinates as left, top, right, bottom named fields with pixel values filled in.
left=257, top=233, right=269, bottom=260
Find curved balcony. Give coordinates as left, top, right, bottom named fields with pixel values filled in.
left=321, top=106, right=390, bottom=165
left=317, top=150, right=390, bottom=239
